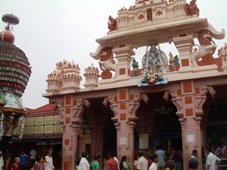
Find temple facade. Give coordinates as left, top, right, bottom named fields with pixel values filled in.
left=44, top=0, right=227, bottom=170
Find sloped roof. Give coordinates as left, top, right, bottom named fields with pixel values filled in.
left=26, top=103, right=56, bottom=114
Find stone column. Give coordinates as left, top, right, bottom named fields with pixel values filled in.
left=60, top=96, right=86, bottom=170
left=112, top=45, right=134, bottom=80
left=170, top=82, right=211, bottom=170
left=173, top=33, right=194, bottom=70
left=107, top=90, right=141, bottom=167
left=128, top=93, right=142, bottom=165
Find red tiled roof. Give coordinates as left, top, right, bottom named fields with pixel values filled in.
left=25, top=108, right=34, bottom=112
left=27, top=103, right=56, bottom=114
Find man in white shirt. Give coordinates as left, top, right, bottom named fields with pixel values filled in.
left=45, top=149, right=55, bottom=170
left=206, top=148, right=221, bottom=170
left=137, top=151, right=148, bottom=170
left=78, top=151, right=90, bottom=170
left=149, top=154, right=158, bottom=170
left=30, top=148, right=37, bottom=166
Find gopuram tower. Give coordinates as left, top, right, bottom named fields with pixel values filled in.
left=0, top=14, right=31, bottom=143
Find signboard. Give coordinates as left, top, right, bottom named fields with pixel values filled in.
left=186, top=134, right=195, bottom=143
left=139, top=133, right=149, bottom=149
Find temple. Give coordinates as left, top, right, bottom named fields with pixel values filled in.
left=42, top=0, right=227, bottom=169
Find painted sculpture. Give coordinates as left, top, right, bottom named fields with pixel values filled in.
left=139, top=45, right=168, bottom=86
left=191, top=24, right=225, bottom=71
left=90, top=46, right=117, bottom=79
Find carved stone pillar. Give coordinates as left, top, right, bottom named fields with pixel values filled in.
left=60, top=96, right=87, bottom=170
left=106, top=90, right=141, bottom=167
left=170, top=82, right=213, bottom=170
left=112, top=45, right=134, bottom=80
left=172, top=33, right=194, bottom=70
left=127, top=94, right=142, bottom=165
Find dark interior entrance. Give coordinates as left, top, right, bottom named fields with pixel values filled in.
left=152, top=93, right=181, bottom=150
left=135, top=92, right=181, bottom=151
left=205, top=85, right=227, bottom=146
left=88, top=98, right=117, bottom=159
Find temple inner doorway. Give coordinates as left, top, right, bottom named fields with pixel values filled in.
left=135, top=92, right=182, bottom=155
left=205, top=85, right=227, bottom=158
left=79, top=98, right=116, bottom=163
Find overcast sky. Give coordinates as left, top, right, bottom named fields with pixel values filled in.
left=0, top=0, right=226, bottom=109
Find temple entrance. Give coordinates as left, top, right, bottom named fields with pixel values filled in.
left=152, top=92, right=181, bottom=151
left=79, top=98, right=116, bottom=161
left=205, top=85, right=227, bottom=154
left=135, top=92, right=181, bottom=154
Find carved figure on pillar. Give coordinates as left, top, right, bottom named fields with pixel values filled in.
left=103, top=97, right=118, bottom=120
left=169, top=90, right=184, bottom=117
left=128, top=95, right=141, bottom=120
left=108, top=15, right=117, bottom=32
left=184, top=0, right=199, bottom=17
left=195, top=86, right=215, bottom=116
left=72, top=99, right=91, bottom=132
left=128, top=94, right=150, bottom=128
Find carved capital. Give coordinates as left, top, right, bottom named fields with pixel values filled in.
left=73, top=99, right=90, bottom=119
left=103, top=97, right=118, bottom=118
left=169, top=90, right=184, bottom=117
left=195, top=95, right=207, bottom=116
left=141, top=94, right=149, bottom=104
left=128, top=102, right=139, bottom=124
left=195, top=86, right=215, bottom=116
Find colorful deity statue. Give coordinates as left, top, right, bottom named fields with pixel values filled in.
left=139, top=45, right=168, bottom=86
left=131, top=58, right=139, bottom=76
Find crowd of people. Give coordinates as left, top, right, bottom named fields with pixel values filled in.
left=0, top=148, right=55, bottom=170
left=77, top=143, right=227, bottom=170
left=0, top=143, right=226, bottom=170
left=76, top=146, right=181, bottom=170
